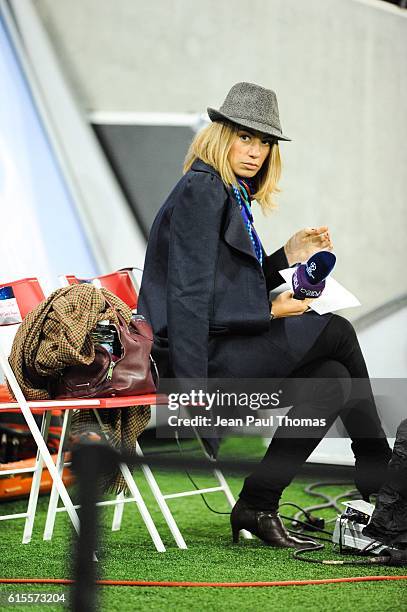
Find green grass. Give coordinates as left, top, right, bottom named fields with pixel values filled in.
left=0, top=437, right=406, bottom=611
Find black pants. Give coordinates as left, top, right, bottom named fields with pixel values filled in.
left=239, top=315, right=392, bottom=510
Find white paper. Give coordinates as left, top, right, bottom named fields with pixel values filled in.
left=0, top=296, right=22, bottom=325
left=278, top=268, right=361, bottom=315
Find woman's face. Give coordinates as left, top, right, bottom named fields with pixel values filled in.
left=228, top=128, right=273, bottom=178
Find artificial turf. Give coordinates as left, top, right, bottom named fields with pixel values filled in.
left=0, top=436, right=405, bottom=611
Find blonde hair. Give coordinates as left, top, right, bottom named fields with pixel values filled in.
left=183, top=122, right=281, bottom=212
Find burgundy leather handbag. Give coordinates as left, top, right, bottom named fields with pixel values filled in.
left=51, top=312, right=157, bottom=399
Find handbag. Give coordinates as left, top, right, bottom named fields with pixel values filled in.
left=50, top=310, right=157, bottom=399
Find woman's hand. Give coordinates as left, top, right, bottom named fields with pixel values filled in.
left=271, top=291, right=314, bottom=319
left=284, top=226, right=333, bottom=266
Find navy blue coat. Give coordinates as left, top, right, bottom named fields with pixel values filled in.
left=137, top=158, right=290, bottom=380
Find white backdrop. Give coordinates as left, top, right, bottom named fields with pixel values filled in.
left=0, top=14, right=97, bottom=293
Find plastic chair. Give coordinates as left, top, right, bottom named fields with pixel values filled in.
left=0, top=278, right=80, bottom=543
left=64, top=268, right=138, bottom=310
left=0, top=277, right=45, bottom=319
left=0, top=278, right=168, bottom=552
left=61, top=271, right=252, bottom=542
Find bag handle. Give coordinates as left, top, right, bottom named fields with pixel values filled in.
left=102, top=297, right=153, bottom=341
left=103, top=297, right=159, bottom=384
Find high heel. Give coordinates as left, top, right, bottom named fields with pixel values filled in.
left=232, top=526, right=240, bottom=544
left=231, top=498, right=317, bottom=549
left=230, top=498, right=257, bottom=544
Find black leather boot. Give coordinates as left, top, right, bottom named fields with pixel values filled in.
left=230, top=499, right=317, bottom=549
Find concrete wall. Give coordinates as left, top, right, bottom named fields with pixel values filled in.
left=34, top=0, right=407, bottom=318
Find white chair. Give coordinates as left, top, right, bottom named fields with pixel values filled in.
left=0, top=277, right=169, bottom=552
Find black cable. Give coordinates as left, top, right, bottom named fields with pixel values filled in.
left=293, top=546, right=390, bottom=566
left=332, top=489, right=360, bottom=508
left=279, top=501, right=309, bottom=515
left=174, top=429, right=230, bottom=515
left=293, top=481, right=358, bottom=524
left=286, top=528, right=332, bottom=544
left=278, top=503, right=334, bottom=537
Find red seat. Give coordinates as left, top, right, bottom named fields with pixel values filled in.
left=0, top=278, right=45, bottom=319
left=65, top=271, right=137, bottom=309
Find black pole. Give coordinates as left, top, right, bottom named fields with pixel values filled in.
left=71, top=441, right=119, bottom=612
left=69, top=443, right=263, bottom=608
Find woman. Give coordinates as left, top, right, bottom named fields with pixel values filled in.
left=137, top=82, right=391, bottom=548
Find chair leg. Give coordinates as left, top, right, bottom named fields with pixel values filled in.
left=22, top=411, right=52, bottom=543
left=111, top=491, right=125, bottom=531
left=135, top=442, right=187, bottom=549
left=43, top=410, right=72, bottom=541
left=0, top=349, right=80, bottom=535
left=110, top=443, right=188, bottom=549
left=117, top=462, right=166, bottom=552
left=91, top=409, right=166, bottom=552
left=212, top=469, right=253, bottom=539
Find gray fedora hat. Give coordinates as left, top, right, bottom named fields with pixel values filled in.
left=207, top=81, right=291, bottom=141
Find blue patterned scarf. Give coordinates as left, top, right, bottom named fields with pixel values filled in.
left=232, top=178, right=263, bottom=266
